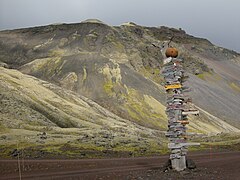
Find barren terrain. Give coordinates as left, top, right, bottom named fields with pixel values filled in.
left=1, top=151, right=239, bottom=180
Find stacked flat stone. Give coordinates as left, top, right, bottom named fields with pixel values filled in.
left=162, top=55, right=200, bottom=171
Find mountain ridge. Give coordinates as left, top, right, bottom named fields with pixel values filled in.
left=0, top=20, right=240, bottom=157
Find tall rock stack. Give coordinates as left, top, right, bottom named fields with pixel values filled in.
left=162, top=47, right=200, bottom=171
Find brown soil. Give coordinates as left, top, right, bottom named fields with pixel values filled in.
left=0, top=151, right=239, bottom=180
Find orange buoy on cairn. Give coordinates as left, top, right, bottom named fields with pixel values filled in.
left=165, top=47, right=178, bottom=58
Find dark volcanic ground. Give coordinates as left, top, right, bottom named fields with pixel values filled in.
left=0, top=151, right=239, bottom=180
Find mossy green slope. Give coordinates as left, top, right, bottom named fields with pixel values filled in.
left=0, top=20, right=240, bottom=137
left=0, top=67, right=169, bottom=158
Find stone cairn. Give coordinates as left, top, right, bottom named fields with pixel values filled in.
left=162, top=47, right=200, bottom=171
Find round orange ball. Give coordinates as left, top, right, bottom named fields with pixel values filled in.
left=165, top=47, right=178, bottom=58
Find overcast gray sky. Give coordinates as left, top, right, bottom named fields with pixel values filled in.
left=0, top=0, right=239, bottom=52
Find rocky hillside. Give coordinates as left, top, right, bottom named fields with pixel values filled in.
left=0, top=19, right=240, bottom=157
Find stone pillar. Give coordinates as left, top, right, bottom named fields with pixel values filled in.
left=171, top=156, right=186, bottom=171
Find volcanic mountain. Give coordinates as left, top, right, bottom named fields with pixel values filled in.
left=0, top=19, right=240, bottom=157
